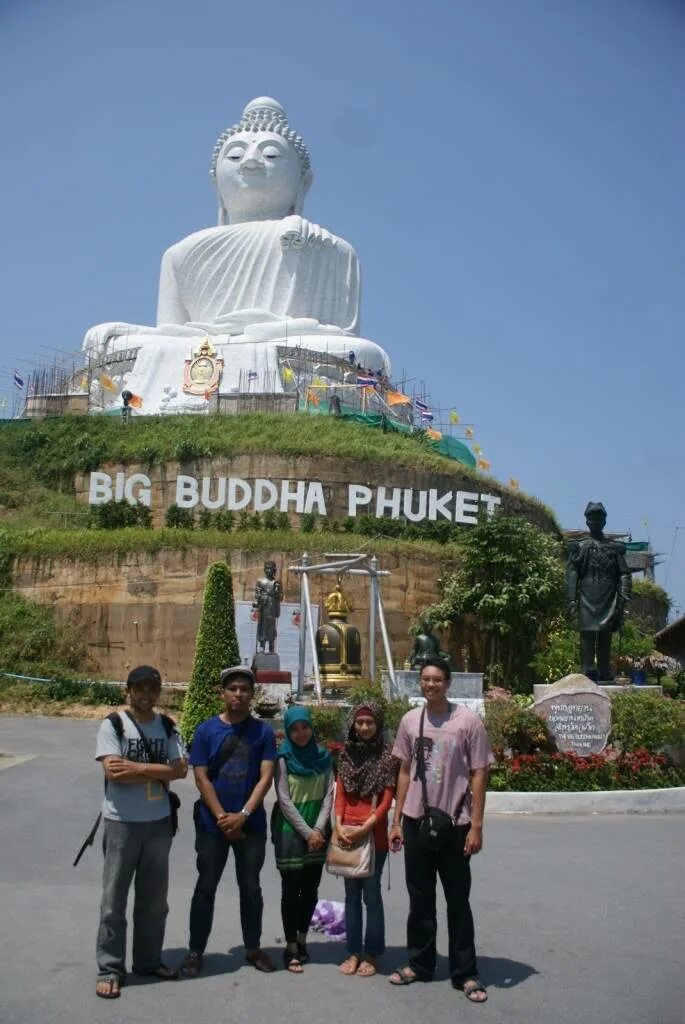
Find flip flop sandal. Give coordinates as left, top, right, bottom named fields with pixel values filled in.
left=283, top=950, right=304, bottom=973
left=357, top=959, right=377, bottom=977
left=96, top=976, right=122, bottom=999
left=389, top=966, right=421, bottom=986
left=462, top=980, right=488, bottom=1003
left=180, top=952, right=203, bottom=977
left=340, top=955, right=360, bottom=976
left=245, top=950, right=276, bottom=973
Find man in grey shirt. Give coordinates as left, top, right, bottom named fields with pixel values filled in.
left=94, top=665, right=187, bottom=1000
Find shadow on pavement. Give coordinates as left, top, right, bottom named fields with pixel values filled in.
left=478, top=955, right=538, bottom=989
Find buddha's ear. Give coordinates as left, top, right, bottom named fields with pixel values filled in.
left=292, top=168, right=313, bottom=216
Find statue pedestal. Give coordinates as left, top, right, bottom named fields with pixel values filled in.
left=253, top=652, right=281, bottom=672
left=94, top=332, right=390, bottom=416
left=387, top=670, right=484, bottom=701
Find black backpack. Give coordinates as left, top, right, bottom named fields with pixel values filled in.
left=73, top=711, right=181, bottom=866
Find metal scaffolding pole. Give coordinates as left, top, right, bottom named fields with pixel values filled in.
left=368, top=555, right=378, bottom=683
left=297, top=552, right=309, bottom=697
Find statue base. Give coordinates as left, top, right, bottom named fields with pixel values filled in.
left=388, top=670, right=484, bottom=700
left=253, top=652, right=281, bottom=672
left=91, top=332, right=390, bottom=416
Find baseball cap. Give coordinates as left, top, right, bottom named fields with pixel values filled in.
left=220, top=665, right=256, bottom=689
left=126, top=665, right=162, bottom=688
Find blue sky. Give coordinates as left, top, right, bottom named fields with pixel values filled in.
left=1, top=0, right=683, bottom=617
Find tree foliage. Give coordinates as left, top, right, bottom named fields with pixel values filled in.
left=426, top=514, right=565, bottom=687
left=180, top=561, right=239, bottom=742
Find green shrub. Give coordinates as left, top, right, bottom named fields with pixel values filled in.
left=197, top=508, right=214, bottom=530
left=165, top=504, right=194, bottom=529
left=300, top=513, right=318, bottom=533
left=43, top=678, right=122, bottom=705
left=0, top=593, right=88, bottom=676
left=310, top=702, right=346, bottom=744
left=484, top=692, right=553, bottom=754
left=90, top=500, right=151, bottom=530
left=174, top=439, right=211, bottom=462
left=214, top=510, right=234, bottom=532
left=610, top=691, right=684, bottom=752
left=180, top=561, right=240, bottom=742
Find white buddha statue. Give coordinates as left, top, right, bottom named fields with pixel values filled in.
left=83, top=97, right=390, bottom=413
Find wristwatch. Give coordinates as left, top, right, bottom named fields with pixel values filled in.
left=240, top=806, right=251, bottom=819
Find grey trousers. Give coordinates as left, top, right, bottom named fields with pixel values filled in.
left=96, top=817, right=172, bottom=979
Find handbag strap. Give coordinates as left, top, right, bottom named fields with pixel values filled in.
left=416, top=705, right=469, bottom=826
left=417, top=706, right=430, bottom=816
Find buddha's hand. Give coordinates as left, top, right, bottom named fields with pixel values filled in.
left=83, top=322, right=139, bottom=357
left=280, top=215, right=335, bottom=252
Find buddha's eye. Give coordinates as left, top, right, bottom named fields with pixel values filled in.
left=262, top=146, right=281, bottom=159
left=225, top=146, right=244, bottom=161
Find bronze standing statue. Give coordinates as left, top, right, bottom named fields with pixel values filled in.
left=253, top=560, right=283, bottom=654
left=567, top=502, right=632, bottom=681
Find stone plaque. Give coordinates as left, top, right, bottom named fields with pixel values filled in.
left=533, top=674, right=611, bottom=756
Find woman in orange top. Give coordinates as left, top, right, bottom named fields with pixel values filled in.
left=334, top=701, right=397, bottom=978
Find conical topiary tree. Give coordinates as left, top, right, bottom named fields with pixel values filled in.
left=181, top=561, right=240, bottom=743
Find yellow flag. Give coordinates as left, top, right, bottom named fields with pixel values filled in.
left=465, top=426, right=474, bottom=439
left=509, top=477, right=520, bottom=491
left=449, top=410, right=460, bottom=424
left=100, top=373, right=117, bottom=392
left=282, top=366, right=294, bottom=382
left=477, top=457, right=491, bottom=471
left=312, top=376, right=326, bottom=387
left=78, top=374, right=89, bottom=390
left=386, top=390, right=411, bottom=406
left=426, top=428, right=443, bottom=440
left=473, top=443, right=482, bottom=455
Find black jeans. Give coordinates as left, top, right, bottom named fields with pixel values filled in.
left=280, top=862, right=324, bottom=944
left=188, top=827, right=266, bottom=953
left=403, top=816, right=478, bottom=985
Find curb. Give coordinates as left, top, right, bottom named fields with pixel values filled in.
left=486, top=786, right=685, bottom=815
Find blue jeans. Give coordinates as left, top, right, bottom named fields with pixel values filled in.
left=344, top=850, right=387, bottom=957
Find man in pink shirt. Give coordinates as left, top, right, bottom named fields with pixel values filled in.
left=389, top=657, right=493, bottom=1003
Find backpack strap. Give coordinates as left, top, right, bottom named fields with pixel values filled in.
left=159, top=713, right=178, bottom=740
left=106, top=711, right=125, bottom=741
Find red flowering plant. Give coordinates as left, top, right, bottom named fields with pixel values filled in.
left=488, top=747, right=684, bottom=792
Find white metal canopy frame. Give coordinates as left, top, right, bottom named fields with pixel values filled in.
left=288, top=552, right=396, bottom=700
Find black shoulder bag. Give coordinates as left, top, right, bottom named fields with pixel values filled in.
left=416, top=706, right=465, bottom=851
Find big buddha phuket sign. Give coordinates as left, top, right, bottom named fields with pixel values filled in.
left=88, top=470, right=502, bottom=524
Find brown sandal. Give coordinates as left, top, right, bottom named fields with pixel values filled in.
left=180, top=951, right=203, bottom=977
left=340, top=955, right=360, bottom=976
left=357, top=957, right=377, bottom=977
left=245, top=949, right=276, bottom=973
left=96, top=976, right=121, bottom=999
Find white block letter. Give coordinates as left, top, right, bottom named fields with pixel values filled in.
left=254, top=478, right=278, bottom=512
left=176, top=475, right=199, bottom=508
left=481, top=493, right=502, bottom=516
left=402, top=488, right=427, bottom=523
left=114, top=472, right=125, bottom=501
left=201, top=476, right=227, bottom=510
left=348, top=484, right=373, bottom=517
left=227, top=478, right=252, bottom=511
left=428, top=489, right=453, bottom=521
left=304, top=482, right=327, bottom=515
left=375, top=486, right=402, bottom=519
left=124, top=473, right=151, bottom=507
left=455, top=491, right=480, bottom=524
left=88, top=472, right=112, bottom=505
left=280, top=480, right=307, bottom=513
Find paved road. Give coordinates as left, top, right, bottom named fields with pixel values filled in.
left=1, top=715, right=683, bottom=1024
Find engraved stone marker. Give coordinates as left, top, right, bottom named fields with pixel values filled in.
left=533, top=674, right=611, bottom=756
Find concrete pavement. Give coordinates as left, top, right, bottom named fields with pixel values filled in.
left=1, top=715, right=683, bottom=1024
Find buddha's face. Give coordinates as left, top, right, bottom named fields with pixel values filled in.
left=216, top=130, right=303, bottom=222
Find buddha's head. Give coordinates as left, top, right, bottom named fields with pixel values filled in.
left=211, top=97, right=313, bottom=225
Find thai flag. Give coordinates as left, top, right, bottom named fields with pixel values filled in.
left=247, top=370, right=258, bottom=381
left=13, top=370, right=24, bottom=389
left=356, top=374, right=377, bottom=388
left=420, top=411, right=434, bottom=423
left=414, top=398, right=429, bottom=413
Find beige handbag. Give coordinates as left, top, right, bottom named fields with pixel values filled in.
left=325, top=796, right=376, bottom=879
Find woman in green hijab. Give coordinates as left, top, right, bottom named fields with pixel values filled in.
left=273, top=705, right=334, bottom=972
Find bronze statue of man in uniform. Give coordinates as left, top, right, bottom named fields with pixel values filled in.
left=567, top=502, right=632, bottom=681
left=253, top=560, right=283, bottom=654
